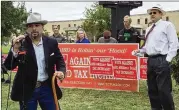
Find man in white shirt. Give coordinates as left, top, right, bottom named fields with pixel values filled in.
left=133, top=5, right=179, bottom=110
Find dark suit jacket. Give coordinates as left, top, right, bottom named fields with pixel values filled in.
left=4, top=36, right=66, bottom=101
left=118, top=27, right=141, bottom=44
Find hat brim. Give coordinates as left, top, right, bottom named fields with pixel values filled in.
left=24, top=20, right=48, bottom=26
left=147, top=8, right=166, bottom=16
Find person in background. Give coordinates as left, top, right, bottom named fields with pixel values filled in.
left=76, top=30, right=90, bottom=43
left=51, top=25, right=66, bottom=43
left=98, top=30, right=118, bottom=43
left=118, top=15, right=141, bottom=44
left=133, top=5, right=179, bottom=110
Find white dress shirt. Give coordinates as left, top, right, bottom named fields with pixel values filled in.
left=140, top=19, right=179, bottom=62
left=12, top=37, right=48, bottom=81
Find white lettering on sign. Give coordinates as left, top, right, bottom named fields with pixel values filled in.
left=70, top=57, right=90, bottom=65
left=74, top=70, right=88, bottom=78
left=78, top=48, right=94, bottom=53
left=121, top=61, right=133, bottom=65
left=99, top=57, right=111, bottom=62
left=108, top=48, right=127, bottom=53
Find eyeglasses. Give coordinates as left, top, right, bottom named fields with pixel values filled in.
left=123, top=21, right=129, bottom=23
left=149, top=12, right=157, bottom=15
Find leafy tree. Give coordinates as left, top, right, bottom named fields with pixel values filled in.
left=1, top=1, right=28, bottom=43
left=171, top=32, right=179, bottom=85
left=171, top=52, right=179, bottom=85
left=82, top=2, right=111, bottom=41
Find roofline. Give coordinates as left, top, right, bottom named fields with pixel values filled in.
left=131, top=9, right=179, bottom=16
left=48, top=19, right=86, bottom=23
left=47, top=10, right=179, bottom=23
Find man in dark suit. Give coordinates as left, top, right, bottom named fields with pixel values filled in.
left=4, top=12, right=66, bottom=110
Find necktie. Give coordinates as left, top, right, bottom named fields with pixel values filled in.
left=140, top=24, right=156, bottom=48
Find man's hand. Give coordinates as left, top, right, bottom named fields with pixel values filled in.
left=132, top=49, right=140, bottom=55
left=54, top=71, right=65, bottom=80
left=12, top=35, right=26, bottom=53
left=132, top=49, right=143, bottom=57
left=133, top=49, right=140, bottom=54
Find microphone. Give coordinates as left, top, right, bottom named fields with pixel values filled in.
left=18, top=34, right=28, bottom=55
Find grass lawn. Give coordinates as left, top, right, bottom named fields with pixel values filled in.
left=1, top=73, right=179, bottom=110
left=1, top=44, right=11, bottom=54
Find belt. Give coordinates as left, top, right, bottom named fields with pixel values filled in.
left=147, top=54, right=167, bottom=58
left=35, top=80, right=48, bottom=88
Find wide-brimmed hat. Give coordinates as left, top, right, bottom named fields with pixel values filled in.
left=25, top=12, right=48, bottom=25
left=147, top=4, right=166, bottom=15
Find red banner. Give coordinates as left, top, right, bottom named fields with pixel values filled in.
left=59, top=44, right=139, bottom=92
left=139, top=57, right=148, bottom=79
left=2, top=44, right=140, bottom=92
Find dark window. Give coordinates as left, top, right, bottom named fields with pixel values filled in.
left=145, top=18, right=148, bottom=24
left=137, top=19, right=140, bottom=24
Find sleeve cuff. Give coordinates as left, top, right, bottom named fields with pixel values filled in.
left=139, top=48, right=146, bottom=54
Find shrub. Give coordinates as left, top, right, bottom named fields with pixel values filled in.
left=171, top=51, right=179, bottom=84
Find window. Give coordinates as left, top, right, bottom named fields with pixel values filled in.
left=137, top=19, right=140, bottom=24
left=145, top=18, right=148, bottom=24
left=166, top=16, right=169, bottom=21
left=68, top=24, right=71, bottom=27
left=74, top=24, right=76, bottom=27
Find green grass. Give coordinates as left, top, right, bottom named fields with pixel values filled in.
left=1, top=73, right=179, bottom=110
left=1, top=44, right=11, bottom=54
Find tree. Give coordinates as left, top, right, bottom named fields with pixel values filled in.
left=171, top=52, right=179, bottom=85
left=82, top=2, right=111, bottom=41
left=171, top=32, right=179, bottom=85
left=1, top=1, right=28, bottom=42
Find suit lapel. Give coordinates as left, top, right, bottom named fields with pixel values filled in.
left=42, top=36, right=49, bottom=68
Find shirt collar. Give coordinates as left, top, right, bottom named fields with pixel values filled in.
left=154, top=19, right=162, bottom=26
left=39, top=37, right=43, bottom=45
left=33, top=37, right=43, bottom=46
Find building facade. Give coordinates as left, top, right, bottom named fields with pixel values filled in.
left=44, top=10, right=179, bottom=37
left=44, top=19, right=85, bottom=36
left=130, top=10, right=179, bottom=34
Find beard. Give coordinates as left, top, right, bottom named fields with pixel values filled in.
left=31, top=32, right=40, bottom=40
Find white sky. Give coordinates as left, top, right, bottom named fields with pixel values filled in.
left=18, top=2, right=179, bottom=21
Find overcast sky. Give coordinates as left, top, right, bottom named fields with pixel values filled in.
left=18, top=2, right=179, bottom=21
